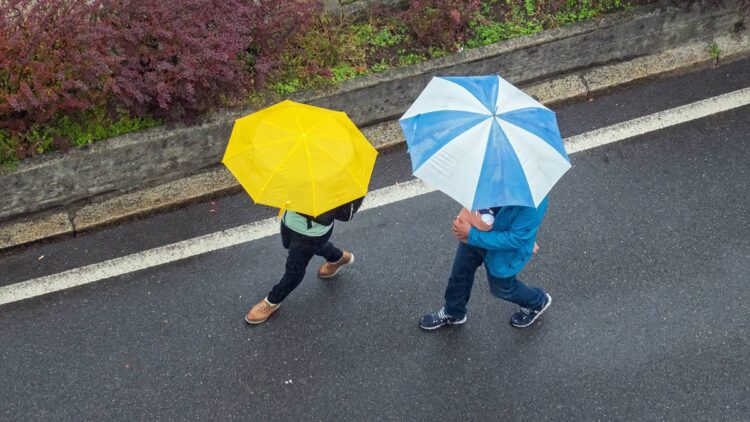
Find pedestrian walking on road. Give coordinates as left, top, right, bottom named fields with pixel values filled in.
left=397, top=75, right=569, bottom=331
left=419, top=203, right=550, bottom=329
left=245, top=199, right=363, bottom=324
left=220, top=100, right=377, bottom=325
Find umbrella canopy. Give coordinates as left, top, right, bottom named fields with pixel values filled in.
left=222, top=100, right=377, bottom=216
left=399, top=75, right=570, bottom=209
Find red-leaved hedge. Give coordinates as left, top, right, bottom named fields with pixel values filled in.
left=0, top=0, right=318, bottom=139
left=99, top=0, right=318, bottom=119
left=0, top=0, right=115, bottom=132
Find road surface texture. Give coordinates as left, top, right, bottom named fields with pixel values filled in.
left=1, top=59, right=749, bottom=421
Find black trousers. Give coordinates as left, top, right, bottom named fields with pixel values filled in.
left=267, top=223, right=344, bottom=304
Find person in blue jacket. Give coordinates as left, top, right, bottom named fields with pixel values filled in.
left=419, top=198, right=551, bottom=330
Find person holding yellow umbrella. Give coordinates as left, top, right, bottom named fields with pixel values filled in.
left=222, top=100, right=378, bottom=324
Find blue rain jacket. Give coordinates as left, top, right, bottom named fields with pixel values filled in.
left=466, top=197, right=548, bottom=278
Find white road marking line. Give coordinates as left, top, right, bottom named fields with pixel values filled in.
left=565, top=87, right=750, bottom=153
left=0, top=180, right=435, bottom=306
left=2, top=87, right=749, bottom=306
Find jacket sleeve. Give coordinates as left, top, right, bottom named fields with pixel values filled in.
left=466, top=206, right=542, bottom=251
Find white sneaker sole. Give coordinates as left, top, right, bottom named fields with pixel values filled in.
left=511, top=294, right=552, bottom=328
left=318, top=253, right=354, bottom=279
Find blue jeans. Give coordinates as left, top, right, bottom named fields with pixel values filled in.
left=444, top=242, right=546, bottom=319
left=267, top=223, right=343, bottom=304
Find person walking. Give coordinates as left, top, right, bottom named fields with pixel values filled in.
left=397, top=75, right=568, bottom=331
left=220, top=100, right=377, bottom=326
left=419, top=200, right=550, bottom=330
left=245, top=199, right=362, bottom=324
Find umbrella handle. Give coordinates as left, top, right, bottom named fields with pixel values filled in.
left=278, top=201, right=291, bottom=220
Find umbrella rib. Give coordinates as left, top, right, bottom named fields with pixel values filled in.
left=256, top=138, right=303, bottom=201
left=225, top=135, right=298, bottom=160
left=292, top=109, right=305, bottom=134
left=290, top=108, right=321, bottom=214
left=494, top=115, right=558, bottom=150
left=249, top=135, right=299, bottom=150
left=290, top=108, right=327, bottom=136
left=303, top=140, right=317, bottom=215
left=305, top=120, right=325, bottom=135
left=496, top=106, right=538, bottom=115
left=310, top=140, right=366, bottom=193
left=411, top=116, right=491, bottom=174
left=260, top=120, right=301, bottom=136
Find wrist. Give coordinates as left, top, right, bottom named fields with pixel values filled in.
left=466, top=227, right=476, bottom=243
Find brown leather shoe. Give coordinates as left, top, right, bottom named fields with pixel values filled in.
left=318, top=251, right=354, bottom=279
left=245, top=298, right=281, bottom=324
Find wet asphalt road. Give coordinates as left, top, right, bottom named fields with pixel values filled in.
left=1, top=59, right=749, bottom=421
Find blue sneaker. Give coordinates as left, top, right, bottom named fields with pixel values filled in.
left=510, top=294, right=552, bottom=328
left=419, top=308, right=467, bottom=330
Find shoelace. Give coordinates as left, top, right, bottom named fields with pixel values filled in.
left=519, top=307, right=531, bottom=316
left=437, top=308, right=448, bottom=320
left=261, top=301, right=276, bottom=310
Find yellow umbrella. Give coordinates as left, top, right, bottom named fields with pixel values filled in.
left=222, top=100, right=378, bottom=217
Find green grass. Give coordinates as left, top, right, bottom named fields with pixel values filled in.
left=465, top=0, right=630, bottom=48
left=466, top=19, right=543, bottom=48
left=370, top=61, right=393, bottom=73
left=397, top=51, right=425, bottom=66
left=271, top=78, right=303, bottom=96
left=56, top=109, right=161, bottom=147
left=372, top=27, right=405, bottom=48
left=1, top=110, right=160, bottom=168
left=708, top=41, right=721, bottom=63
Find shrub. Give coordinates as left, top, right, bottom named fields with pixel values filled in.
left=401, top=0, right=482, bottom=51
left=269, top=13, right=371, bottom=93
left=99, top=0, right=318, bottom=120
left=0, top=0, right=115, bottom=134
left=0, top=129, right=18, bottom=166
left=247, top=0, right=320, bottom=88
left=0, top=0, right=318, bottom=161
left=51, top=108, right=161, bottom=147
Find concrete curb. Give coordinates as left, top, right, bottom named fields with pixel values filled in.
left=1, top=11, right=749, bottom=252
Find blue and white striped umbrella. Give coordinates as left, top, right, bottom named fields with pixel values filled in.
left=399, top=75, right=571, bottom=209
